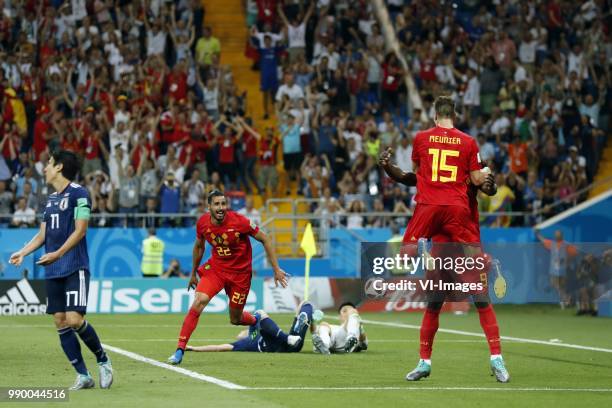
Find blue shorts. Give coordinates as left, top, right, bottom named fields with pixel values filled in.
left=45, top=269, right=90, bottom=315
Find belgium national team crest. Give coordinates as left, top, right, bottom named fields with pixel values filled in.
left=210, top=233, right=230, bottom=246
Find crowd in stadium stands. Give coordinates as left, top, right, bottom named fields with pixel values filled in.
left=245, top=0, right=610, bottom=228
left=0, top=0, right=609, bottom=229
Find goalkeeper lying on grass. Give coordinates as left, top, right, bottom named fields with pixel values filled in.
left=186, top=302, right=313, bottom=353
left=311, top=302, right=368, bottom=354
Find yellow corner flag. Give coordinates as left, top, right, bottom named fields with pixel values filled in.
left=300, top=223, right=317, bottom=258
left=301, top=223, right=317, bottom=301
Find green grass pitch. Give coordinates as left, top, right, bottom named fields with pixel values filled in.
left=2, top=305, right=612, bottom=407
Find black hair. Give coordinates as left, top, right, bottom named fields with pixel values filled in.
left=338, top=301, right=356, bottom=313
left=207, top=189, right=225, bottom=204
left=51, top=150, right=80, bottom=181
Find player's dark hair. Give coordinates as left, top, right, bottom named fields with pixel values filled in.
left=434, top=96, right=455, bottom=119
left=207, top=189, right=225, bottom=204
left=338, top=302, right=356, bottom=313
left=51, top=150, right=80, bottom=181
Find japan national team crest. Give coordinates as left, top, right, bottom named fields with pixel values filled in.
left=59, top=197, right=69, bottom=211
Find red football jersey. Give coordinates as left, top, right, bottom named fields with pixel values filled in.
left=412, top=126, right=481, bottom=210
left=196, top=211, right=260, bottom=274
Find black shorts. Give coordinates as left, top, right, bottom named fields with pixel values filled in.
left=283, top=152, right=303, bottom=172
left=45, top=269, right=90, bottom=315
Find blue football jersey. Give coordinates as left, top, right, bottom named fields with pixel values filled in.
left=43, top=183, right=91, bottom=279
left=231, top=323, right=263, bottom=352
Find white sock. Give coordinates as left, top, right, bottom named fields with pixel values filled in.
left=490, top=354, right=502, bottom=360
left=319, top=326, right=331, bottom=348
left=422, top=359, right=431, bottom=365
left=346, top=314, right=360, bottom=338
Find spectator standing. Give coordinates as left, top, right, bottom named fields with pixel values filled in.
left=258, top=126, right=279, bottom=200
left=278, top=1, right=314, bottom=63
left=11, top=197, right=36, bottom=228
left=118, top=164, right=140, bottom=227
left=195, top=26, right=221, bottom=75
left=157, top=172, right=181, bottom=226
left=254, top=34, right=282, bottom=119
left=238, top=196, right=262, bottom=226
left=0, top=180, right=13, bottom=226
left=280, top=112, right=303, bottom=195
left=236, top=117, right=261, bottom=194
left=141, top=228, right=165, bottom=278
left=182, top=169, right=205, bottom=212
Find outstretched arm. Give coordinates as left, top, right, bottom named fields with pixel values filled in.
left=37, top=219, right=88, bottom=265
left=378, top=147, right=416, bottom=187
left=303, top=1, right=315, bottom=23
left=277, top=4, right=290, bottom=27
left=9, top=222, right=46, bottom=266
left=186, top=344, right=234, bottom=352
left=188, top=236, right=206, bottom=290
left=253, top=229, right=288, bottom=288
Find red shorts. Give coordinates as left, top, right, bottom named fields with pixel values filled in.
left=196, top=262, right=252, bottom=310
left=403, top=204, right=477, bottom=244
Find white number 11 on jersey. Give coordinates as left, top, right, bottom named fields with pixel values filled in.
left=50, top=214, right=60, bottom=229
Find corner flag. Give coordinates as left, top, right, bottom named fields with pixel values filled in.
left=300, top=223, right=317, bottom=258
left=301, top=223, right=317, bottom=301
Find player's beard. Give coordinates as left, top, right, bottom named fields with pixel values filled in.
left=212, top=209, right=226, bottom=223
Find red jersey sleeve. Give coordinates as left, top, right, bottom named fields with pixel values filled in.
left=468, top=138, right=481, bottom=172
left=235, top=213, right=259, bottom=236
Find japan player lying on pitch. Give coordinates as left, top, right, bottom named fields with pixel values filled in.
left=186, top=302, right=314, bottom=353
left=311, top=302, right=368, bottom=354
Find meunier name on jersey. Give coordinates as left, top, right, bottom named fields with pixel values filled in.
left=429, top=135, right=461, bottom=145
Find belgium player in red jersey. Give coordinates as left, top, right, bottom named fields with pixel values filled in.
left=404, top=96, right=486, bottom=243
left=168, top=190, right=288, bottom=365
left=379, top=96, right=510, bottom=383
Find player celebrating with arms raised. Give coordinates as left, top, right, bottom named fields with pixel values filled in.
left=9, top=150, right=113, bottom=390
left=380, top=96, right=510, bottom=383
left=168, top=190, right=288, bottom=364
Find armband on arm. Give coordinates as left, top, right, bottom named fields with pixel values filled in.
left=74, top=198, right=91, bottom=220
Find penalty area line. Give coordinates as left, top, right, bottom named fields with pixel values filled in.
left=101, top=343, right=246, bottom=390
left=356, top=318, right=612, bottom=354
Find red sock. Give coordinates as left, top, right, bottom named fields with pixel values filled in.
left=239, top=311, right=257, bottom=326
left=177, top=308, right=201, bottom=350
left=477, top=304, right=501, bottom=355
left=419, top=308, right=440, bottom=359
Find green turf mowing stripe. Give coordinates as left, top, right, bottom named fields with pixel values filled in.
left=244, top=387, right=612, bottom=392
left=357, top=318, right=612, bottom=353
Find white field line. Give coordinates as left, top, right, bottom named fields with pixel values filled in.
left=101, top=343, right=246, bottom=390
left=245, top=387, right=612, bottom=392
left=357, top=318, right=612, bottom=354
left=102, top=342, right=612, bottom=393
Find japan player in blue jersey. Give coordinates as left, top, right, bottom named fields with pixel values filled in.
left=186, top=302, right=313, bottom=353
left=9, top=150, right=113, bottom=390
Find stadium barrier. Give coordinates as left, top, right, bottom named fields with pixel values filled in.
left=0, top=277, right=354, bottom=316
left=0, top=225, right=536, bottom=281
